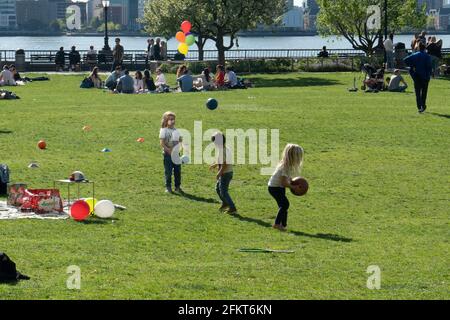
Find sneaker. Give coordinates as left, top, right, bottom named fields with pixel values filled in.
left=165, top=188, right=173, bottom=194
left=225, top=208, right=238, bottom=215
left=418, top=108, right=425, bottom=114
left=219, top=204, right=229, bottom=212
left=273, top=224, right=287, bottom=232
left=174, top=187, right=184, bottom=194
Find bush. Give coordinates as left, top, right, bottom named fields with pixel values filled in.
left=157, top=57, right=363, bottom=74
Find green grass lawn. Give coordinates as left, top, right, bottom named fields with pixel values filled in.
left=0, top=72, right=449, bottom=299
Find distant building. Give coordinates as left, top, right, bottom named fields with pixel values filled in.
left=282, top=6, right=304, bottom=29
left=438, top=0, right=450, bottom=31
left=0, top=0, right=16, bottom=29
left=303, top=0, right=319, bottom=31
left=138, top=0, right=147, bottom=20
left=16, top=0, right=50, bottom=28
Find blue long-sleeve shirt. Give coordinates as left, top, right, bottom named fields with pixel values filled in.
left=404, top=51, right=432, bottom=81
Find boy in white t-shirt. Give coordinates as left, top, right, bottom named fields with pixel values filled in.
left=159, top=111, right=183, bottom=194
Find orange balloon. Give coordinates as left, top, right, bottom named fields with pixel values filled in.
left=176, top=31, right=186, bottom=43
left=181, top=21, right=192, bottom=33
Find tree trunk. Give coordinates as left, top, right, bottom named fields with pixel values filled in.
left=216, top=34, right=226, bottom=66
left=197, top=35, right=205, bottom=61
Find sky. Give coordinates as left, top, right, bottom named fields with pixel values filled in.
left=294, top=0, right=305, bottom=6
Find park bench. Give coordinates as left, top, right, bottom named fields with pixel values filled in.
left=30, top=55, right=54, bottom=65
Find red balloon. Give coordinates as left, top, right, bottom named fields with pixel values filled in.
left=70, top=200, right=90, bottom=221
left=181, top=21, right=192, bottom=33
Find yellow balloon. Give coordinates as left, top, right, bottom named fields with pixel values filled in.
left=84, top=198, right=97, bottom=215
left=178, top=43, right=189, bottom=56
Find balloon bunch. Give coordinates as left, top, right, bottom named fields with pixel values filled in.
left=175, top=20, right=194, bottom=56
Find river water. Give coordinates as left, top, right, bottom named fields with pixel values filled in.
left=0, top=35, right=449, bottom=51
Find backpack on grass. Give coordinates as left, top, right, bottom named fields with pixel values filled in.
left=0, top=252, right=30, bottom=282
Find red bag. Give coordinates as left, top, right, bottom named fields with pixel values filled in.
left=20, top=189, right=64, bottom=214
left=7, top=184, right=27, bottom=207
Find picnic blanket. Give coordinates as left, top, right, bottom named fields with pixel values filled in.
left=0, top=201, right=69, bottom=220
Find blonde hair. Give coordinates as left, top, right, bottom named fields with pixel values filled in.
left=277, top=144, right=304, bottom=177
left=161, top=111, right=176, bottom=128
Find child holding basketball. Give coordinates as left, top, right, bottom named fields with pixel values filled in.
left=159, top=111, right=183, bottom=194
left=268, top=144, right=304, bottom=231
left=210, top=132, right=237, bottom=214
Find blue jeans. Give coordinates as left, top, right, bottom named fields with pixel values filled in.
left=216, top=172, right=236, bottom=209
left=163, top=153, right=181, bottom=189
left=386, top=51, right=395, bottom=69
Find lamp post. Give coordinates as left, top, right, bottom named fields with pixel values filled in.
left=102, top=0, right=111, bottom=51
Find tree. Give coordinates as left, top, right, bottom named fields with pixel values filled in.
left=142, top=0, right=286, bottom=65
left=89, top=17, right=102, bottom=31
left=316, top=0, right=426, bottom=56
left=49, top=20, right=62, bottom=33
left=141, top=0, right=211, bottom=61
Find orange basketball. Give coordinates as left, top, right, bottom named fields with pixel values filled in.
left=290, top=177, right=309, bottom=196
left=37, top=140, right=47, bottom=150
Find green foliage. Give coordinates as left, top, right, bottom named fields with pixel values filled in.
left=317, top=0, right=426, bottom=55
left=142, top=0, right=286, bottom=64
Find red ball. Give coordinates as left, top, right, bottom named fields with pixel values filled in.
left=290, top=177, right=309, bottom=196
left=37, top=140, right=47, bottom=150
left=70, top=200, right=90, bottom=221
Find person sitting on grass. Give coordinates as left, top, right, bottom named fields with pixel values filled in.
left=143, top=70, right=156, bottom=92
left=215, top=65, right=226, bottom=89
left=194, top=68, right=215, bottom=91
left=0, top=65, right=16, bottom=86
left=177, top=68, right=194, bottom=92
left=115, top=70, right=135, bottom=94
left=225, top=66, right=238, bottom=89
left=387, top=69, right=408, bottom=92
left=155, top=68, right=167, bottom=88
left=134, top=70, right=144, bottom=93
left=88, top=67, right=102, bottom=89
left=105, top=66, right=123, bottom=91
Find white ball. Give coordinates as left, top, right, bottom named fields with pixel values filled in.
left=94, top=200, right=115, bottom=218
left=181, top=155, right=190, bottom=164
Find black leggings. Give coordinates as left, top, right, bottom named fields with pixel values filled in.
left=268, top=186, right=290, bottom=227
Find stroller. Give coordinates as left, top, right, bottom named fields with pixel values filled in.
left=361, top=63, right=385, bottom=92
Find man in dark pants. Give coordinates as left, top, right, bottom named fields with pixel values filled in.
left=404, top=42, right=432, bottom=113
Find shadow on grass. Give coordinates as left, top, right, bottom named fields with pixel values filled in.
left=174, top=191, right=220, bottom=204
left=248, top=76, right=342, bottom=88
left=231, top=213, right=353, bottom=243
left=429, top=112, right=450, bottom=119
left=0, top=130, right=13, bottom=134
left=80, top=217, right=119, bottom=225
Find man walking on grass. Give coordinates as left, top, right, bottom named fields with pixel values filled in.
left=404, top=42, right=432, bottom=114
